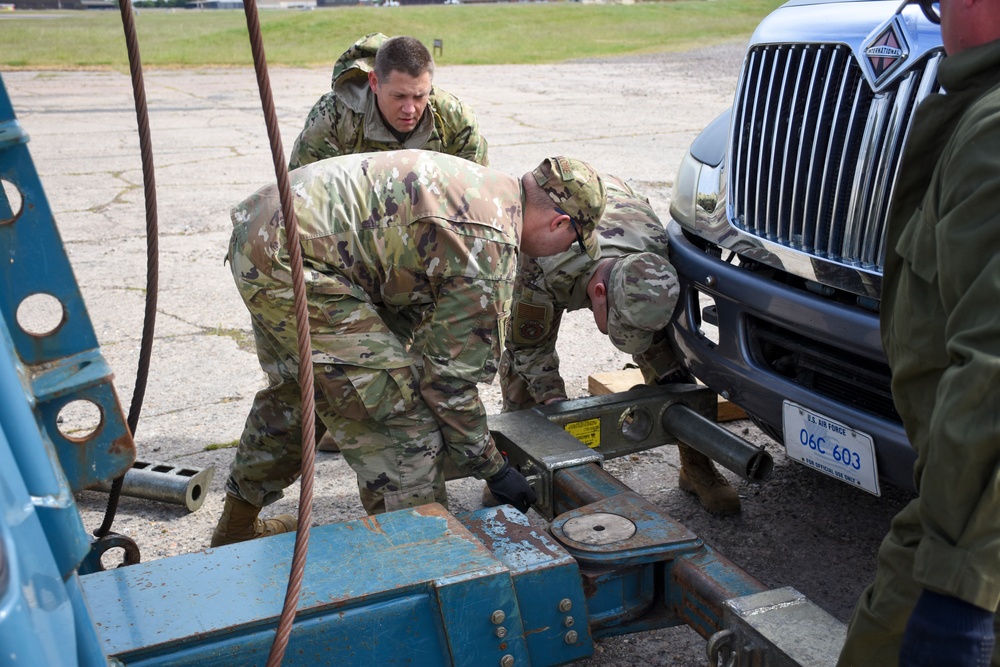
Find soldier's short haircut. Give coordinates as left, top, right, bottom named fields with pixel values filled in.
left=375, top=36, right=435, bottom=81
left=522, top=174, right=560, bottom=214
left=592, top=257, right=616, bottom=285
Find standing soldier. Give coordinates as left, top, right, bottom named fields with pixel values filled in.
left=838, top=0, right=1000, bottom=664
left=288, top=33, right=489, bottom=170
left=212, top=151, right=605, bottom=547
left=290, top=32, right=490, bottom=454
left=498, top=175, right=741, bottom=516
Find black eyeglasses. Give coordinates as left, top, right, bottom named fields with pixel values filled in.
left=601, top=278, right=610, bottom=322
left=557, top=207, right=587, bottom=254
left=901, top=0, right=940, bottom=24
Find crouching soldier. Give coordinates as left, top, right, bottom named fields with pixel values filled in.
left=497, top=175, right=741, bottom=516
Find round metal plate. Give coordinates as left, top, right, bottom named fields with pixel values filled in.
left=561, top=513, right=636, bottom=546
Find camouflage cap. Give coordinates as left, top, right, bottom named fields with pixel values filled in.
left=606, top=252, right=681, bottom=355
left=532, top=156, right=606, bottom=260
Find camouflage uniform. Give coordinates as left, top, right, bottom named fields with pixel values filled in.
left=500, top=175, right=681, bottom=410
left=288, top=33, right=489, bottom=170
left=226, top=150, right=604, bottom=515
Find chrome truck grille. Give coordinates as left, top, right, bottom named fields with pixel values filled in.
left=729, top=43, right=942, bottom=273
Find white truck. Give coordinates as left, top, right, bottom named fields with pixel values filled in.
left=667, top=0, right=944, bottom=495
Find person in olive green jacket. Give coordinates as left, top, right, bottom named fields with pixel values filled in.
left=290, top=33, right=491, bottom=455
left=838, top=0, right=1000, bottom=664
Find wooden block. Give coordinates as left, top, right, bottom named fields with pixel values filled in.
left=716, top=398, right=747, bottom=422
left=587, top=369, right=747, bottom=423
left=588, top=369, right=645, bottom=396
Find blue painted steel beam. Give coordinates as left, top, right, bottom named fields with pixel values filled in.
left=459, top=505, right=593, bottom=665
left=81, top=504, right=559, bottom=667
left=0, top=73, right=134, bottom=497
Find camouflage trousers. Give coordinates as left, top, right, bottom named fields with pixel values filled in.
left=497, top=349, right=559, bottom=412
left=226, top=287, right=448, bottom=515
left=838, top=497, right=1000, bottom=666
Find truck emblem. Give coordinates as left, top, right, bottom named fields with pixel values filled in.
left=865, top=24, right=905, bottom=79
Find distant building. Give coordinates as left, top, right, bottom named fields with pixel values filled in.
left=13, top=0, right=120, bottom=7
left=185, top=0, right=242, bottom=7
left=10, top=0, right=84, bottom=9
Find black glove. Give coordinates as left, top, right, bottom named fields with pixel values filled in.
left=899, top=589, right=995, bottom=667
left=486, top=460, right=537, bottom=513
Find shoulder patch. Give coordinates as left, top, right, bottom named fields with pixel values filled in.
left=510, top=300, right=553, bottom=345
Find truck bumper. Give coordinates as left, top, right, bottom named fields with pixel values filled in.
left=666, top=221, right=915, bottom=492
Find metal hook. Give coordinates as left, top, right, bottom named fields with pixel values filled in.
left=707, top=628, right=738, bottom=667
left=81, top=531, right=142, bottom=573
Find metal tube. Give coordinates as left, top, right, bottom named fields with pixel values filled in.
left=95, top=460, right=214, bottom=512
left=662, top=404, right=773, bottom=482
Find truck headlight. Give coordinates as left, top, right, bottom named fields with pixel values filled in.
left=669, top=151, right=724, bottom=233
left=669, top=150, right=701, bottom=228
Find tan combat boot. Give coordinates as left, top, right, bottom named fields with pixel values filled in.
left=316, top=431, right=341, bottom=453
left=315, top=416, right=341, bottom=453
left=210, top=494, right=298, bottom=548
left=677, top=444, right=741, bottom=516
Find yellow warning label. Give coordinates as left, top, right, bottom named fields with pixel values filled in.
left=564, top=419, right=601, bottom=449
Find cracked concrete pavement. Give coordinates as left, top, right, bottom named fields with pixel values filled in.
left=3, top=40, right=914, bottom=666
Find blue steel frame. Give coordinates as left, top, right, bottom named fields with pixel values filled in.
left=0, top=75, right=133, bottom=666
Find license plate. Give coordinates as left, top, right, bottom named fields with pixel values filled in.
left=782, top=401, right=880, bottom=496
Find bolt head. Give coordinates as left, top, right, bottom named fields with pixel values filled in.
left=500, top=654, right=515, bottom=667
left=558, top=598, right=572, bottom=612
left=491, top=610, right=506, bottom=625
left=565, top=630, right=578, bottom=644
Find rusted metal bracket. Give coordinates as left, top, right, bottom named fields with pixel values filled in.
left=486, top=384, right=849, bottom=659
left=490, top=383, right=772, bottom=520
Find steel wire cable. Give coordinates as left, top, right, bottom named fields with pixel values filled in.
left=93, top=0, right=315, bottom=656
left=94, top=0, right=159, bottom=544
left=240, top=2, right=318, bottom=664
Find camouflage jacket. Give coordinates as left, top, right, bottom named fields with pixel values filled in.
left=288, top=33, right=489, bottom=170
left=505, top=176, right=677, bottom=403
left=230, top=150, right=519, bottom=462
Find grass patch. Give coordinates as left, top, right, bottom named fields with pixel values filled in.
left=204, top=439, right=239, bottom=451
left=0, top=1, right=781, bottom=70
left=212, top=325, right=255, bottom=353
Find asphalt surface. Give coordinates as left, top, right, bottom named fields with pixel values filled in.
left=3, top=40, right=914, bottom=665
